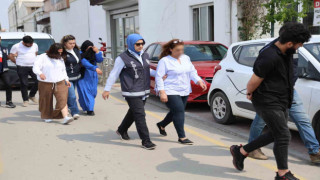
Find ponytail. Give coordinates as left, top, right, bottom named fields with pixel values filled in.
left=159, top=39, right=184, bottom=59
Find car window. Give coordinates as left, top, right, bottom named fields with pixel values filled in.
left=1, top=39, right=55, bottom=55
left=151, top=44, right=162, bottom=62
left=304, top=43, right=320, bottom=63
left=184, top=44, right=227, bottom=61
left=232, top=45, right=239, bottom=54
left=297, top=53, right=320, bottom=81
left=145, top=44, right=156, bottom=57
left=233, top=46, right=242, bottom=60
left=237, top=44, right=265, bottom=67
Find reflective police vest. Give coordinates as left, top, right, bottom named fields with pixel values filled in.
left=119, top=50, right=150, bottom=98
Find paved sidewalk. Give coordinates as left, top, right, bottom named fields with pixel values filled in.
left=0, top=85, right=319, bottom=180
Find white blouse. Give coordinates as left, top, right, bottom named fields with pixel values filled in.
left=33, top=53, right=69, bottom=83
left=155, top=54, right=201, bottom=96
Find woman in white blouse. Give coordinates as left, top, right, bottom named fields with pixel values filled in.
left=33, top=43, right=73, bottom=125
left=155, top=39, right=207, bottom=145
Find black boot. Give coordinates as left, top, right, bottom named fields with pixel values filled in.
left=230, top=145, right=247, bottom=171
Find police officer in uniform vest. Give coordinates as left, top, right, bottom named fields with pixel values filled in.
left=103, top=34, right=156, bottom=150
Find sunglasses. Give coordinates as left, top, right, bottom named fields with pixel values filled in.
left=135, top=42, right=145, bottom=46
left=173, top=39, right=183, bottom=44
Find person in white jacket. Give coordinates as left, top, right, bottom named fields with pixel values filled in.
left=33, top=43, right=73, bottom=125
left=155, top=39, right=207, bottom=145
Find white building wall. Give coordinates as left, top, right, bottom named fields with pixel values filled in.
left=50, top=0, right=107, bottom=46
left=139, top=0, right=236, bottom=46
left=8, top=0, right=44, bottom=32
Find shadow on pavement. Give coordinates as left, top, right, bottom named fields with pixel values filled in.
left=58, top=130, right=143, bottom=148
left=58, top=130, right=183, bottom=148
left=156, top=145, right=259, bottom=180
left=0, top=109, right=42, bottom=124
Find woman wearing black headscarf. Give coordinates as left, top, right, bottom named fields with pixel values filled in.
left=77, top=40, right=103, bottom=115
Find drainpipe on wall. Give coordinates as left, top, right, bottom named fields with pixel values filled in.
left=229, top=0, right=232, bottom=44
left=87, top=0, right=91, bottom=38
left=14, top=1, right=19, bottom=31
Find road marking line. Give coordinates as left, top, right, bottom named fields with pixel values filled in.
left=99, top=90, right=306, bottom=180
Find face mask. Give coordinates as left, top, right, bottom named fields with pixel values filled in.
left=285, top=47, right=296, bottom=55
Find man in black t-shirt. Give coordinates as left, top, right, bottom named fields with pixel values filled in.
left=230, top=22, right=311, bottom=180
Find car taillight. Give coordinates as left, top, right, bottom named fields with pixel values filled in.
left=213, top=65, right=222, bottom=75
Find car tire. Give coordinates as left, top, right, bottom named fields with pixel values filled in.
left=313, top=114, right=320, bottom=143
left=210, top=91, right=234, bottom=124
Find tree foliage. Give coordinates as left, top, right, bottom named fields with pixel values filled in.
left=261, top=0, right=312, bottom=35
left=238, top=0, right=268, bottom=40
left=238, top=0, right=312, bottom=40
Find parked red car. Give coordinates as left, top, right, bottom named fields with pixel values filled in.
left=145, top=41, right=228, bottom=103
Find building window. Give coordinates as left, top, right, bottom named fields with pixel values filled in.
left=193, top=5, right=214, bottom=41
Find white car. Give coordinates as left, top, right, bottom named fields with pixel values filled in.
left=0, top=32, right=55, bottom=88
left=207, top=36, right=320, bottom=141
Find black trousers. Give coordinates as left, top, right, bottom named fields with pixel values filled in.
left=118, top=97, right=151, bottom=143
left=158, top=95, right=188, bottom=138
left=17, top=66, right=38, bottom=101
left=243, top=108, right=291, bottom=170
left=0, top=71, right=12, bottom=102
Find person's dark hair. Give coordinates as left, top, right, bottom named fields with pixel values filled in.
left=279, top=22, right=311, bottom=44
left=159, top=39, right=184, bottom=59
left=22, top=35, right=34, bottom=44
left=60, top=34, right=79, bottom=49
left=46, top=43, right=66, bottom=60
left=81, top=40, right=96, bottom=65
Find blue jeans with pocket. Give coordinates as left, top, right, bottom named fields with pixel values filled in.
left=248, top=89, right=320, bottom=154
left=68, top=81, right=80, bottom=116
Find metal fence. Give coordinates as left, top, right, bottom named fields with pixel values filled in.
left=98, top=49, right=114, bottom=86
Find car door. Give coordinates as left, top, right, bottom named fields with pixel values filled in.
left=226, top=43, right=266, bottom=114
left=294, top=52, right=313, bottom=112
left=148, top=44, right=162, bottom=94
left=294, top=48, right=320, bottom=118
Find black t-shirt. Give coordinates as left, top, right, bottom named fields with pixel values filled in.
left=252, top=43, right=294, bottom=111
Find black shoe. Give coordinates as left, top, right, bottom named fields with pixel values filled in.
left=142, top=141, right=156, bottom=150
left=87, top=111, right=95, bottom=116
left=6, top=101, right=16, bottom=108
left=116, top=130, right=130, bottom=140
left=230, top=145, right=247, bottom=171
left=275, top=171, right=299, bottom=180
left=156, top=123, right=167, bottom=136
left=178, top=138, right=194, bottom=145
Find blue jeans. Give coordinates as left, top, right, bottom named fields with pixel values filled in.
left=248, top=90, right=320, bottom=154
left=67, top=81, right=80, bottom=116
left=158, top=95, right=188, bottom=138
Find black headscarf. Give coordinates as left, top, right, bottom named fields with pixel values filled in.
left=81, top=40, right=96, bottom=65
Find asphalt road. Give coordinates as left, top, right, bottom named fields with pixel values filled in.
left=0, top=85, right=319, bottom=180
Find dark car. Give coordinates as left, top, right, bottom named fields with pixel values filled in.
left=0, top=32, right=55, bottom=89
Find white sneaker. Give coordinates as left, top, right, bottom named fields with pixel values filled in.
left=44, top=119, right=53, bottom=123
left=29, top=97, right=38, bottom=104
left=22, top=101, right=29, bottom=107
left=62, top=117, right=74, bottom=125
left=73, top=114, right=80, bottom=120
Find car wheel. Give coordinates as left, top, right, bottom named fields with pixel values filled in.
left=210, top=91, right=234, bottom=124
left=313, top=114, right=320, bottom=143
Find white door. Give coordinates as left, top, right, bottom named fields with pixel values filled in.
left=294, top=52, right=313, bottom=112
left=294, top=49, right=320, bottom=120
left=226, top=43, right=266, bottom=114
